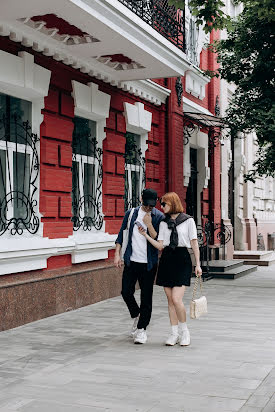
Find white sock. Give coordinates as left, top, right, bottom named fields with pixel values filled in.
left=179, top=322, right=188, bottom=333
left=171, top=325, right=178, bottom=335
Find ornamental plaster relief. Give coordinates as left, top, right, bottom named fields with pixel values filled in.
left=123, top=101, right=152, bottom=158
left=185, top=69, right=209, bottom=100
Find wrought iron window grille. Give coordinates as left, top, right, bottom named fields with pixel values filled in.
left=197, top=220, right=232, bottom=280
left=0, top=113, right=40, bottom=236
left=71, top=119, right=103, bottom=231
left=124, top=132, right=146, bottom=211
left=118, top=0, right=185, bottom=52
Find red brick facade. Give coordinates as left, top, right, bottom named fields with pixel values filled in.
left=0, top=31, right=221, bottom=264
left=0, top=27, right=221, bottom=329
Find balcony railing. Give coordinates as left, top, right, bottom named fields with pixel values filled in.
left=118, top=0, right=185, bottom=52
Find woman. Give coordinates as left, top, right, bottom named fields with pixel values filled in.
left=138, top=192, right=202, bottom=347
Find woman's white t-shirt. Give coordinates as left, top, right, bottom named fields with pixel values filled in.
left=158, top=218, right=197, bottom=248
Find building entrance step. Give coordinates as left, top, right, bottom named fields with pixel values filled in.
left=201, top=260, right=244, bottom=272
left=200, top=259, right=258, bottom=279
left=233, top=251, right=275, bottom=266
left=207, top=265, right=258, bottom=279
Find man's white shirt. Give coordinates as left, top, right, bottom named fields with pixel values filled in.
left=130, top=208, right=149, bottom=263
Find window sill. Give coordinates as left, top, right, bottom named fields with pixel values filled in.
left=0, top=232, right=117, bottom=276
left=70, top=231, right=117, bottom=264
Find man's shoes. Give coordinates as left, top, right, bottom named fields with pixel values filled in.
left=165, top=333, right=179, bottom=346
left=134, top=329, right=147, bottom=344
left=180, top=329, right=191, bottom=346
left=130, top=316, right=139, bottom=337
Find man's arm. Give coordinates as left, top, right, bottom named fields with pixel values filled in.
left=114, top=243, right=123, bottom=268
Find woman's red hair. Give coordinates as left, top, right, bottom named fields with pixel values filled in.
left=161, top=192, right=184, bottom=214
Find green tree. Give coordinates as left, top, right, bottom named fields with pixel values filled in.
left=168, top=0, right=275, bottom=181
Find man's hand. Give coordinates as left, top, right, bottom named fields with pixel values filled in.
left=143, top=212, right=152, bottom=227
left=114, top=253, right=123, bottom=268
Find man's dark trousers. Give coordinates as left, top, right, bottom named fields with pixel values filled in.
left=121, top=261, right=157, bottom=330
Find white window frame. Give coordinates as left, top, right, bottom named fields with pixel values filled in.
left=0, top=51, right=51, bottom=239
left=0, top=140, right=33, bottom=223
left=124, top=132, right=144, bottom=210
left=123, top=102, right=152, bottom=210
left=70, top=80, right=117, bottom=264
left=0, top=50, right=65, bottom=276
left=71, top=117, right=100, bottom=231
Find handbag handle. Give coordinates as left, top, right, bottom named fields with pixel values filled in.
left=192, top=276, right=203, bottom=301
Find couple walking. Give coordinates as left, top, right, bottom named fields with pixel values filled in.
left=114, top=188, right=202, bottom=345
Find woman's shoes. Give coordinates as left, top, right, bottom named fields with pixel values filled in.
left=179, top=329, right=191, bottom=346
left=165, top=330, right=191, bottom=346
left=165, top=333, right=179, bottom=346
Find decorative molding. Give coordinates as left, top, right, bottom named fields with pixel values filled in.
left=94, top=54, right=144, bottom=71
left=70, top=232, right=117, bottom=264
left=72, top=80, right=111, bottom=121
left=124, top=102, right=152, bottom=135
left=175, top=77, right=183, bottom=107
left=182, top=96, right=213, bottom=115
left=0, top=50, right=51, bottom=100
left=119, top=79, right=170, bottom=106
left=124, top=101, right=152, bottom=159
left=0, top=18, right=176, bottom=106
left=0, top=237, right=68, bottom=276
left=185, top=69, right=210, bottom=100
left=0, top=234, right=116, bottom=275
left=18, top=17, right=100, bottom=45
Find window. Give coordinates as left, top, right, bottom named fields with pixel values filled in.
left=124, top=132, right=145, bottom=211
left=187, top=18, right=199, bottom=65
left=72, top=117, right=103, bottom=231
left=0, top=93, right=39, bottom=236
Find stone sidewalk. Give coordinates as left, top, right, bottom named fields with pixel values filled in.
left=0, top=266, right=275, bottom=412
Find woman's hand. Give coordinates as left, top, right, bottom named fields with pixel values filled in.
left=195, top=265, right=202, bottom=277
left=138, top=226, right=147, bottom=236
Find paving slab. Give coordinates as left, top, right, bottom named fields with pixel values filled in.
left=0, top=266, right=275, bottom=412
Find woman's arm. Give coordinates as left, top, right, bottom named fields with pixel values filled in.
left=190, top=239, right=202, bottom=277
left=143, top=212, right=157, bottom=239
left=138, top=227, right=164, bottom=251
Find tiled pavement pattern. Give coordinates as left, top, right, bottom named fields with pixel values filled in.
left=0, top=266, right=275, bottom=412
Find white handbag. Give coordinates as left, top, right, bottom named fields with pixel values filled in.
left=190, top=276, right=207, bottom=319
left=120, top=208, right=134, bottom=260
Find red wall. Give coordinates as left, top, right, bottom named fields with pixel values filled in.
left=0, top=37, right=168, bottom=268
left=0, top=28, right=221, bottom=269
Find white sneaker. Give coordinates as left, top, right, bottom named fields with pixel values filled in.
left=130, top=316, right=139, bottom=337
left=165, top=333, right=179, bottom=346
left=180, top=329, right=191, bottom=346
left=134, top=329, right=147, bottom=344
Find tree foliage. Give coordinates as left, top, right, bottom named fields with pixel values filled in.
left=168, top=0, right=275, bottom=180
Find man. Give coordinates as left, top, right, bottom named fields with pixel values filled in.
left=114, top=188, right=164, bottom=344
